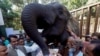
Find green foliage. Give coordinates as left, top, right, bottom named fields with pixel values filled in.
left=0, top=0, right=19, bottom=28
left=61, top=0, right=88, bottom=10
left=0, top=0, right=39, bottom=30
left=10, top=0, right=24, bottom=5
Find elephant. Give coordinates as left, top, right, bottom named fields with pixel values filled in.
left=21, top=2, right=79, bottom=56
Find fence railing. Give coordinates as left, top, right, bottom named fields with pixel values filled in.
left=70, top=2, right=100, bottom=38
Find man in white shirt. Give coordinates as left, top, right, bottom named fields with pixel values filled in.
left=18, top=37, right=40, bottom=56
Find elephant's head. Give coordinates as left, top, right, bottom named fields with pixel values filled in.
left=49, top=2, right=79, bottom=36
left=50, top=2, right=71, bottom=20
left=42, top=3, right=73, bottom=36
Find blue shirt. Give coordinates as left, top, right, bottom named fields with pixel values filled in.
left=4, top=40, right=10, bottom=46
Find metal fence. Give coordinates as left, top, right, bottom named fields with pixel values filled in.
left=70, top=2, right=100, bottom=38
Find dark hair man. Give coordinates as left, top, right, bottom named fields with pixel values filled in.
left=85, top=40, right=100, bottom=56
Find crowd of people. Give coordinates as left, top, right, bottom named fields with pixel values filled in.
left=0, top=30, right=100, bottom=56
left=0, top=34, right=40, bottom=56
left=62, top=30, right=100, bottom=56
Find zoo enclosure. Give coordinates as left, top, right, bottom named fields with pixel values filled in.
left=70, top=2, right=100, bottom=38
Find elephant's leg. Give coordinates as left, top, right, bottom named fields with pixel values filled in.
left=21, top=10, right=49, bottom=56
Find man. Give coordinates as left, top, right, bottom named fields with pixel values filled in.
left=85, top=35, right=91, bottom=42
left=18, top=38, right=25, bottom=45
left=91, top=32, right=100, bottom=40
left=92, top=45, right=100, bottom=56
left=18, top=37, right=40, bottom=56
left=85, top=40, right=100, bottom=56
left=25, top=35, right=34, bottom=46
left=63, top=36, right=75, bottom=56
left=24, top=35, right=41, bottom=56
left=8, top=35, right=40, bottom=56
left=0, top=36, right=10, bottom=46
left=7, top=35, right=27, bottom=56
left=0, top=42, right=8, bottom=56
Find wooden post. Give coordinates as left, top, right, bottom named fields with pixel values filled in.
left=80, top=9, right=84, bottom=38
left=94, top=5, right=99, bottom=33
left=75, top=11, right=77, bottom=18
left=86, top=7, right=91, bottom=35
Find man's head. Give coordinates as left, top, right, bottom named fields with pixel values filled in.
left=67, top=37, right=75, bottom=47
left=86, top=40, right=100, bottom=56
left=18, top=38, right=24, bottom=45
left=8, top=35, right=18, bottom=48
left=91, top=32, right=100, bottom=40
left=92, top=45, right=100, bottom=56
left=0, top=36, right=6, bottom=41
left=0, top=42, right=7, bottom=56
left=85, top=35, right=91, bottom=41
left=25, top=35, right=31, bottom=42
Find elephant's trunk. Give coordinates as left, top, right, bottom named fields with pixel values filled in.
left=21, top=4, right=49, bottom=55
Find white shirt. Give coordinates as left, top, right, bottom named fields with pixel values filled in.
left=24, top=43, right=40, bottom=53
left=69, top=48, right=75, bottom=56
left=16, top=49, right=25, bottom=56
left=76, top=51, right=83, bottom=56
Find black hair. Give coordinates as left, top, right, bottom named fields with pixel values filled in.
left=18, top=37, right=24, bottom=41
left=0, top=42, right=5, bottom=46
left=8, top=35, right=18, bottom=42
left=0, top=35, right=1, bottom=38
left=92, top=32, right=100, bottom=39
left=90, top=40, right=100, bottom=56
left=92, top=45, right=100, bottom=56
left=90, top=40, right=100, bottom=44
left=0, top=35, right=5, bottom=38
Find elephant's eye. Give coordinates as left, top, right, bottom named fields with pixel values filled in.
left=59, top=10, right=63, bottom=14
left=57, top=7, right=64, bottom=14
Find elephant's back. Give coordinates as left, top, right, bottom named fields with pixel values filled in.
left=22, top=3, right=43, bottom=17
left=21, top=3, right=45, bottom=25
left=22, top=3, right=53, bottom=17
